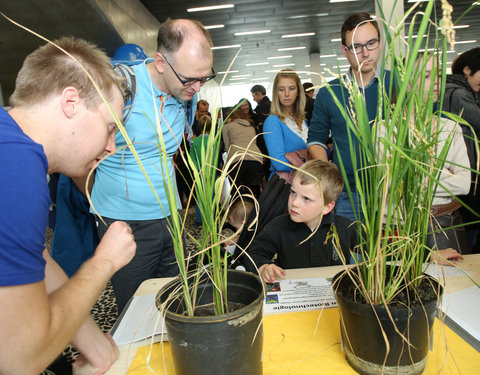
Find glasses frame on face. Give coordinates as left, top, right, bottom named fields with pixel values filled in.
left=162, top=54, right=216, bottom=87
left=345, top=38, right=380, bottom=55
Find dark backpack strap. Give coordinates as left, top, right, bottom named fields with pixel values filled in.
left=113, top=63, right=137, bottom=124
left=445, top=86, right=477, bottom=171
left=447, top=87, right=458, bottom=111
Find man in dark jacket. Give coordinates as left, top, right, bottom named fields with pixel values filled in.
left=303, top=82, right=315, bottom=125
left=250, top=84, right=271, bottom=125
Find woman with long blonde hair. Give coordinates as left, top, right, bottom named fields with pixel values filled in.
left=264, top=69, right=308, bottom=179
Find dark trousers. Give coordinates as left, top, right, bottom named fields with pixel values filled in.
left=96, top=216, right=180, bottom=314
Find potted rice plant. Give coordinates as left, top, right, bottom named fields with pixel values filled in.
left=326, top=1, right=476, bottom=374
left=149, top=94, right=264, bottom=374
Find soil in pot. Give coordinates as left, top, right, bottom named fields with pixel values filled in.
left=157, top=270, right=264, bottom=375
left=333, top=267, right=442, bottom=375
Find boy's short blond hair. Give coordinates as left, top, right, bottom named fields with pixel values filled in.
left=198, top=115, right=212, bottom=134
left=10, top=37, right=124, bottom=110
left=228, top=199, right=254, bottom=230
left=294, top=160, right=344, bottom=204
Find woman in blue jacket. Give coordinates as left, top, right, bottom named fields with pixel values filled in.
left=264, top=69, right=308, bottom=179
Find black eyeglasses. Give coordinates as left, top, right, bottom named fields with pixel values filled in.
left=163, top=55, right=216, bottom=86
left=345, top=38, right=380, bottom=55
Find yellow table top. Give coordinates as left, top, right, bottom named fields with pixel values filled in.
left=127, top=307, right=480, bottom=375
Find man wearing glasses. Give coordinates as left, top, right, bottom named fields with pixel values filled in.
left=307, top=12, right=390, bottom=221
left=91, top=19, right=214, bottom=313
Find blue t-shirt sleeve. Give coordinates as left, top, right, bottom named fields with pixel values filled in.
left=264, top=116, right=291, bottom=172
left=0, top=142, right=48, bottom=286
left=307, top=87, right=332, bottom=148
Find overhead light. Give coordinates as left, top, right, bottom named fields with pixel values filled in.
left=277, top=46, right=306, bottom=51
left=218, top=70, right=239, bottom=74
left=229, top=77, right=246, bottom=81
left=265, top=69, right=281, bottom=73
left=437, top=25, right=470, bottom=30
left=305, top=64, right=311, bottom=68
left=331, top=38, right=341, bottom=42
left=252, top=77, right=269, bottom=81
left=338, top=64, right=351, bottom=68
left=338, top=57, right=347, bottom=61
left=286, top=13, right=328, bottom=19
left=211, top=44, right=241, bottom=50
left=281, top=32, right=316, bottom=38
left=454, top=40, right=477, bottom=45
left=267, top=55, right=293, bottom=59
left=231, top=74, right=251, bottom=78
left=411, top=34, right=427, bottom=39
left=234, top=30, right=271, bottom=36
left=320, top=63, right=327, bottom=66
left=273, top=63, right=295, bottom=67
left=205, top=24, right=225, bottom=30
left=187, top=4, right=234, bottom=12
left=319, top=54, right=337, bottom=58
left=246, top=62, right=269, bottom=66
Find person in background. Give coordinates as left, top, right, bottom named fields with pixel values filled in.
left=239, top=97, right=269, bottom=178
left=192, top=99, right=210, bottom=136
left=245, top=160, right=358, bottom=283
left=91, top=19, right=214, bottom=313
left=190, top=115, right=213, bottom=225
left=237, top=98, right=256, bottom=124
left=0, top=37, right=136, bottom=375
left=263, top=69, right=308, bottom=179
left=177, top=100, right=209, bottom=206
left=443, top=47, right=480, bottom=252
left=307, top=12, right=391, bottom=221
left=250, top=84, right=271, bottom=126
left=413, top=55, right=470, bottom=258
left=303, top=82, right=315, bottom=125
left=222, top=108, right=264, bottom=197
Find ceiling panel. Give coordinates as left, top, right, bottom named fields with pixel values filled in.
left=137, top=0, right=479, bottom=85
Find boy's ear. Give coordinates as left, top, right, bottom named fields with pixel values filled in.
left=322, top=201, right=335, bottom=215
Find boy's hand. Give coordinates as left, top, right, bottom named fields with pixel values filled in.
left=430, top=248, right=464, bottom=266
left=259, top=264, right=287, bottom=283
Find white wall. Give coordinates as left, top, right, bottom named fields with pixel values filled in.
left=198, top=78, right=317, bottom=108
left=198, top=80, right=273, bottom=109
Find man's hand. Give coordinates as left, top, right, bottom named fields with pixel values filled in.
left=430, top=248, right=464, bottom=266
left=259, top=264, right=287, bottom=283
left=72, top=334, right=118, bottom=375
left=94, top=221, right=136, bottom=273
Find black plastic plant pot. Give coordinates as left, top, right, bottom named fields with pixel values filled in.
left=333, top=268, right=442, bottom=375
left=156, top=269, right=264, bottom=375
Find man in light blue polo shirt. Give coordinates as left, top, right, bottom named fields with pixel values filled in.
left=308, top=12, right=391, bottom=221
left=92, top=19, right=215, bottom=313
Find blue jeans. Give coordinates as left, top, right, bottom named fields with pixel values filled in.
left=335, top=191, right=364, bottom=222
